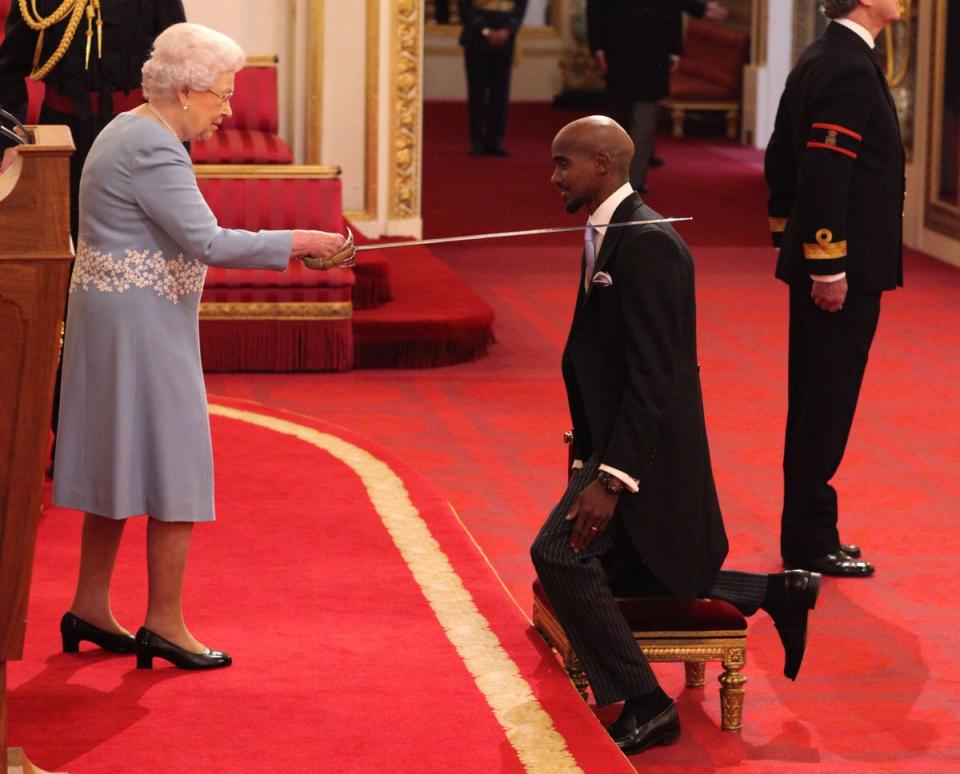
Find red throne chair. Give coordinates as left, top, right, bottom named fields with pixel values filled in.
left=196, top=164, right=355, bottom=371
left=190, top=56, right=293, bottom=165
left=660, top=20, right=749, bottom=140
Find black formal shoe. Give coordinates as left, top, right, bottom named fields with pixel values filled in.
left=608, top=702, right=681, bottom=755
left=789, top=552, right=874, bottom=577
left=485, top=147, right=510, bottom=157
left=840, top=543, right=862, bottom=559
left=469, top=147, right=484, bottom=156
left=767, top=570, right=820, bottom=680
left=61, top=612, right=135, bottom=654
left=649, top=155, right=665, bottom=168
left=135, top=627, right=232, bottom=670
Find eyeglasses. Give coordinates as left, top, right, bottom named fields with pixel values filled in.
left=206, top=88, right=234, bottom=105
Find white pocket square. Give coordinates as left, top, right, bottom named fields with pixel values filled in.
left=591, top=271, right=613, bottom=287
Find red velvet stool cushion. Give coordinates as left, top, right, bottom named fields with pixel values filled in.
left=533, top=578, right=747, bottom=632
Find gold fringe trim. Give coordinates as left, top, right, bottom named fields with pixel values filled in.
left=199, top=301, right=352, bottom=320
left=207, top=404, right=584, bottom=773
left=768, top=216, right=787, bottom=233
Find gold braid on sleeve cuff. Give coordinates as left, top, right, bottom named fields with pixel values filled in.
left=802, top=228, right=847, bottom=260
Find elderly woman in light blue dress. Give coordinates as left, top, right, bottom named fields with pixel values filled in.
left=53, top=22, right=352, bottom=670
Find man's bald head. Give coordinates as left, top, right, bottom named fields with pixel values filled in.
left=550, top=116, right=635, bottom=214
left=553, top=116, right=634, bottom=179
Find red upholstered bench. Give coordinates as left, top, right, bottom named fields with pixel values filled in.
left=196, top=164, right=354, bottom=371
left=660, top=20, right=749, bottom=140
left=532, top=577, right=748, bottom=732
left=190, top=56, right=293, bottom=165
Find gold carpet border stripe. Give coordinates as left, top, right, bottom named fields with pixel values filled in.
left=207, top=403, right=583, bottom=773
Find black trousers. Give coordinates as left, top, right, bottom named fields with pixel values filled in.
left=531, top=456, right=769, bottom=707
left=607, top=93, right=658, bottom=190
left=463, top=41, right=514, bottom=152
left=781, top=287, right=882, bottom=563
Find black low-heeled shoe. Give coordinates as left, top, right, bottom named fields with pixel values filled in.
left=135, top=627, right=232, bottom=670
left=61, top=612, right=136, bottom=654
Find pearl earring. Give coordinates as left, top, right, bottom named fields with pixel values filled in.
left=183, top=103, right=189, bottom=111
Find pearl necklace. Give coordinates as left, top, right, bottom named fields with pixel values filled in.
left=147, top=103, right=181, bottom=140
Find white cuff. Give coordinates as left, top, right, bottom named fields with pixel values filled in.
left=810, top=272, right=846, bottom=282
left=598, top=464, right=639, bottom=493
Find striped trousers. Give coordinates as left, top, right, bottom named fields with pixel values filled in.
left=531, top=456, right=769, bottom=707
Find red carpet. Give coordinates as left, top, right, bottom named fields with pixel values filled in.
left=10, top=399, right=632, bottom=773
left=200, top=102, right=960, bottom=770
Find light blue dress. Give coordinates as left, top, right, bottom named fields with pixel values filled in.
left=53, top=113, right=292, bottom=521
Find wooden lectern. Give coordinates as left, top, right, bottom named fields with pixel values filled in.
left=0, top=126, right=75, bottom=773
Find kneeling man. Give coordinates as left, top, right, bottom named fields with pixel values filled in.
left=531, top=116, right=820, bottom=754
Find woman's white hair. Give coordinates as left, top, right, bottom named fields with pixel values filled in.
left=142, top=23, right=245, bottom=101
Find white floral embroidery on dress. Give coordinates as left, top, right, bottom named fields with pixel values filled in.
left=70, top=238, right=207, bottom=303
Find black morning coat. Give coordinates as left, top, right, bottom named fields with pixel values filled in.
left=764, top=22, right=905, bottom=292
left=562, top=192, right=729, bottom=599
left=586, top=0, right=704, bottom=103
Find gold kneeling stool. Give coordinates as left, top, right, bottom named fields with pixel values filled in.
left=532, top=578, right=748, bottom=732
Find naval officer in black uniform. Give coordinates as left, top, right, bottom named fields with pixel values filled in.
left=765, top=0, right=904, bottom=577
left=458, top=0, right=527, bottom=155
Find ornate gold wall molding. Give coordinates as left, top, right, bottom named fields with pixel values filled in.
left=389, top=0, right=422, bottom=220
left=306, top=0, right=324, bottom=165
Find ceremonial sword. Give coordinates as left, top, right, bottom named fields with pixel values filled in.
left=355, top=216, right=693, bottom=252
left=303, top=217, right=693, bottom=269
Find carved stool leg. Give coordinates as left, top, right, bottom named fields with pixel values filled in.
left=564, top=653, right=590, bottom=701
left=671, top=108, right=685, bottom=138
left=718, top=648, right=746, bottom=732
left=684, top=661, right=706, bottom=688
left=725, top=109, right=739, bottom=140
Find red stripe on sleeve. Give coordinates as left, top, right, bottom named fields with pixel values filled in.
left=806, top=141, right=858, bottom=159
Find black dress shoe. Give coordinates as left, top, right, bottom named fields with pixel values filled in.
left=790, top=552, right=874, bottom=577
left=767, top=570, right=820, bottom=680
left=135, top=627, right=232, bottom=670
left=608, top=702, right=681, bottom=754
left=485, top=147, right=510, bottom=157
left=61, top=612, right=135, bottom=654
left=649, top=155, right=665, bottom=168
left=840, top=543, right=861, bottom=559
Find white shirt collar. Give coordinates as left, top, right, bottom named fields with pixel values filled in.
left=588, top=182, right=636, bottom=238
left=833, top=18, right=875, bottom=49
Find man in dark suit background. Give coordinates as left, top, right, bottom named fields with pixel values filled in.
left=531, top=115, right=820, bottom=754
left=458, top=0, right=528, bottom=156
left=587, top=0, right=726, bottom=191
left=765, top=0, right=904, bottom=577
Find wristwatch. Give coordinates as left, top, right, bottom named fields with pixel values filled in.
left=597, top=471, right=626, bottom=495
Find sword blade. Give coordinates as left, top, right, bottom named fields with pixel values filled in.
left=354, top=217, right=693, bottom=252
